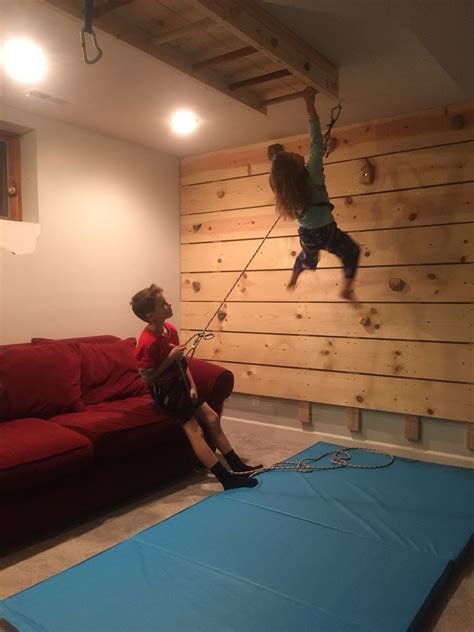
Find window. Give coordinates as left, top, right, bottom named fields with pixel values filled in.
left=0, top=131, right=22, bottom=221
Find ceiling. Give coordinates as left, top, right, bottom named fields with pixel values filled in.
left=0, top=0, right=471, bottom=157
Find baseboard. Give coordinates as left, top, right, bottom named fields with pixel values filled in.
left=222, top=415, right=474, bottom=469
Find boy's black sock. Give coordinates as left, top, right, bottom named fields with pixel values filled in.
left=223, top=449, right=263, bottom=473
left=210, top=461, right=258, bottom=490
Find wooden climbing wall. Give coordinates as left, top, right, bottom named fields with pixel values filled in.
left=180, top=102, right=474, bottom=426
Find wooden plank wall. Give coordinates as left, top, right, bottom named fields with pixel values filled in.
left=180, top=102, right=474, bottom=432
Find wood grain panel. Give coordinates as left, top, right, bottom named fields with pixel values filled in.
left=181, top=224, right=474, bottom=271
left=181, top=141, right=474, bottom=213
left=215, top=361, right=473, bottom=422
left=181, top=102, right=474, bottom=185
left=181, top=302, right=472, bottom=343
left=181, top=330, right=472, bottom=383
left=182, top=264, right=474, bottom=302
left=181, top=183, right=474, bottom=243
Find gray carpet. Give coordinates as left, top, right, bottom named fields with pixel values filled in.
left=1, top=425, right=472, bottom=631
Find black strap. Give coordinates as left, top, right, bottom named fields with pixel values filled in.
left=84, top=0, right=94, bottom=34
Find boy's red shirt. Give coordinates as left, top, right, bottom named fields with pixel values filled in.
left=135, top=322, right=181, bottom=384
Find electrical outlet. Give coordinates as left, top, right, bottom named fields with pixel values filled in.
left=251, top=396, right=260, bottom=408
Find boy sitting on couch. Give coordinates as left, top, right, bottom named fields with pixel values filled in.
left=130, top=284, right=261, bottom=490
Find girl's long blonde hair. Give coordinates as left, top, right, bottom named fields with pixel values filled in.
left=269, top=152, right=312, bottom=220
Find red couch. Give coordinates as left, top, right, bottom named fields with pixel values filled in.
left=0, top=335, right=234, bottom=549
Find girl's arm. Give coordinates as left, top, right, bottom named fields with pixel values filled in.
left=302, top=88, right=326, bottom=186
left=303, top=87, right=319, bottom=122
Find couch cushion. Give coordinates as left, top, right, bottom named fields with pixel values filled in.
left=0, top=418, right=93, bottom=494
left=50, top=395, right=182, bottom=461
left=80, top=339, right=147, bottom=405
left=32, top=335, right=121, bottom=345
left=0, top=342, right=84, bottom=421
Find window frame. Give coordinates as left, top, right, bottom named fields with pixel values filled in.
left=0, top=131, right=22, bottom=221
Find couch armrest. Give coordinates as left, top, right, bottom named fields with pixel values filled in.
left=188, top=358, right=234, bottom=417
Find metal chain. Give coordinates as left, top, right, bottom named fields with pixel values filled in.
left=322, top=103, right=342, bottom=156
left=233, top=446, right=395, bottom=476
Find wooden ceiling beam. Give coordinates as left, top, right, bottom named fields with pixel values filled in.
left=189, top=0, right=339, bottom=99
left=149, top=18, right=214, bottom=47
left=42, top=0, right=268, bottom=115
left=93, top=0, right=134, bottom=19
left=228, top=69, right=292, bottom=91
left=193, top=46, right=257, bottom=71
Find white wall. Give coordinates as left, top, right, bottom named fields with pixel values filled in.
left=0, top=107, right=180, bottom=344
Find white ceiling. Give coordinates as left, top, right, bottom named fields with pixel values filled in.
left=0, top=0, right=471, bottom=157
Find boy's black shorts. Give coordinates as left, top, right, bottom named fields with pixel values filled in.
left=150, top=378, right=204, bottom=424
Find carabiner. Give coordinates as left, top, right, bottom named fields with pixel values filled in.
left=80, top=27, right=103, bottom=65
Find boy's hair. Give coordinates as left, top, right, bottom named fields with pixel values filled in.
left=130, top=284, right=163, bottom=322
left=269, top=152, right=312, bottom=220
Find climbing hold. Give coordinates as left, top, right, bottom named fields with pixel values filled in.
left=360, top=158, right=375, bottom=185
left=374, top=324, right=380, bottom=330
left=451, top=113, right=464, bottom=130
left=345, top=196, right=353, bottom=205
left=408, top=213, right=418, bottom=221
left=360, top=316, right=371, bottom=326
left=370, top=308, right=378, bottom=314
left=217, top=310, right=226, bottom=321
left=364, top=250, right=371, bottom=257
left=192, top=281, right=201, bottom=292
left=427, top=408, right=434, bottom=415
left=291, top=250, right=297, bottom=257
left=427, top=273, right=437, bottom=280
left=192, top=223, right=202, bottom=232
left=389, top=278, right=405, bottom=292
left=216, top=190, right=225, bottom=198
left=356, top=395, right=364, bottom=403
left=267, top=143, right=284, bottom=160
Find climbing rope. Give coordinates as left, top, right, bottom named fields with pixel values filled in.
left=234, top=446, right=395, bottom=476
left=81, top=0, right=103, bottom=64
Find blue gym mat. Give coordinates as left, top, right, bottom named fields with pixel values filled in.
left=1, top=441, right=473, bottom=631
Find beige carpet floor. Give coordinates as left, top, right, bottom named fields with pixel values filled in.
left=1, top=425, right=472, bottom=631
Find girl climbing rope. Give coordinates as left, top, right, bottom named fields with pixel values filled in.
left=269, top=87, right=361, bottom=299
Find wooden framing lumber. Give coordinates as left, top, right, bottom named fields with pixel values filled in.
left=298, top=401, right=312, bottom=425
left=228, top=69, right=292, bottom=91
left=467, top=423, right=474, bottom=450
left=193, top=46, right=257, bottom=71
left=347, top=408, right=361, bottom=432
left=93, top=0, right=134, bottom=18
left=150, top=18, right=214, bottom=47
left=260, top=91, right=305, bottom=107
left=404, top=415, right=421, bottom=441
left=43, top=0, right=267, bottom=115
left=190, top=0, right=339, bottom=98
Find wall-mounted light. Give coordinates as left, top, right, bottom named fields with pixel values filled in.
left=3, top=39, right=47, bottom=83
left=171, top=110, right=198, bottom=134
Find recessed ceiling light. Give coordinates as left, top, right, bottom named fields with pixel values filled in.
left=3, top=39, right=47, bottom=83
left=171, top=110, right=198, bottom=134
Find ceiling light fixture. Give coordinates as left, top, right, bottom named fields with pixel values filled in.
left=171, top=110, right=198, bottom=134
left=3, top=39, right=47, bottom=83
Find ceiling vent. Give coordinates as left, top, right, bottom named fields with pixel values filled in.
left=24, top=89, right=68, bottom=106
